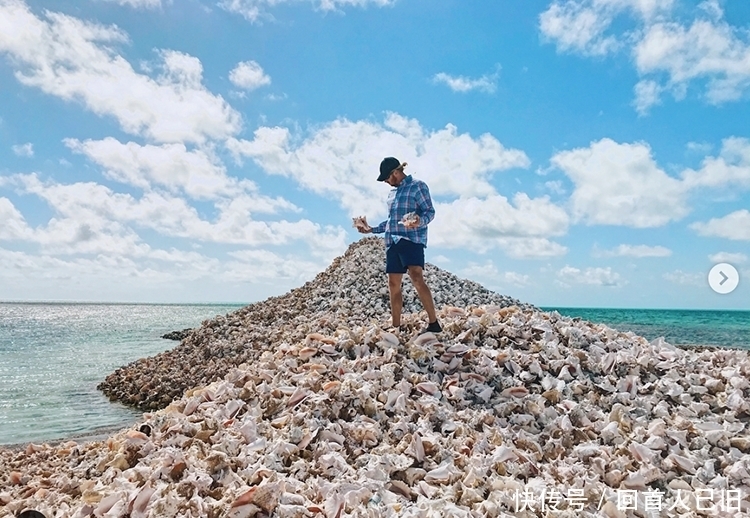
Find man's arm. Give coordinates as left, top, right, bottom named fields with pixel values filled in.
left=414, top=182, right=435, bottom=226
left=370, top=221, right=387, bottom=234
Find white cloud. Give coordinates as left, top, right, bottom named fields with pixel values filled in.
left=224, top=113, right=564, bottom=258
left=500, top=238, right=568, bottom=259
left=430, top=254, right=450, bottom=265
left=3, top=173, right=345, bottom=253
left=432, top=67, right=500, bottom=94
left=0, top=245, right=227, bottom=300
left=681, top=137, right=750, bottom=190
left=99, top=0, right=163, bottom=8
left=540, top=0, right=750, bottom=111
left=550, top=138, right=688, bottom=227
left=690, top=210, right=750, bottom=241
left=0, top=197, right=32, bottom=240
left=0, top=2, right=240, bottom=143
left=596, top=244, right=672, bottom=258
left=544, top=180, right=566, bottom=195
left=686, top=141, right=713, bottom=154
left=430, top=194, right=569, bottom=257
left=539, top=0, right=674, bottom=57
left=226, top=112, right=531, bottom=217
left=11, top=142, right=33, bottom=157
left=557, top=265, right=625, bottom=287
left=460, top=261, right=531, bottom=287
left=708, top=252, right=747, bottom=265
left=633, top=79, right=663, bottom=115
left=663, top=269, right=703, bottom=287
left=64, top=137, right=280, bottom=202
left=220, top=0, right=395, bottom=22
left=225, top=249, right=324, bottom=283
left=502, top=271, right=531, bottom=287
left=539, top=1, right=620, bottom=56
left=229, top=60, right=271, bottom=91
left=635, top=18, right=750, bottom=105
left=0, top=244, right=334, bottom=302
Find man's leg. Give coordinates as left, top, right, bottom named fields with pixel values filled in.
left=388, top=273, right=404, bottom=327
left=407, top=266, right=438, bottom=324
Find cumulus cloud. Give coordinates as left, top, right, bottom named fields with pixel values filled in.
left=595, top=244, right=672, bottom=258
left=224, top=112, right=557, bottom=256
left=681, top=137, right=750, bottom=190
left=460, top=261, right=531, bottom=287
left=225, top=249, right=325, bottom=283
left=550, top=138, right=688, bottom=227
left=663, top=269, right=703, bottom=287
left=0, top=1, right=240, bottom=143
left=430, top=195, right=569, bottom=257
left=432, top=66, right=500, bottom=94
left=634, top=16, right=750, bottom=105
left=708, top=252, right=747, bottom=265
left=540, top=0, right=750, bottom=112
left=3, top=173, right=345, bottom=255
left=99, top=0, right=163, bottom=8
left=557, top=265, right=625, bottom=287
left=227, top=112, right=531, bottom=215
left=11, top=142, right=33, bottom=157
left=633, top=79, right=664, bottom=115
left=539, top=0, right=674, bottom=57
left=220, top=0, right=395, bottom=22
left=229, top=60, right=271, bottom=91
left=690, top=210, right=750, bottom=241
left=64, top=137, right=282, bottom=202
left=0, top=197, right=32, bottom=240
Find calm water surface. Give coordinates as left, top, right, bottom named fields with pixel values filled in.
left=544, top=307, right=750, bottom=349
left=0, top=303, right=243, bottom=445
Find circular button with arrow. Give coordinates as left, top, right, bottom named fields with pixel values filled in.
left=708, top=263, right=739, bottom=294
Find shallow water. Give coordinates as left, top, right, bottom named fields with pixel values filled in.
left=544, top=307, right=750, bottom=349
left=0, top=303, right=243, bottom=445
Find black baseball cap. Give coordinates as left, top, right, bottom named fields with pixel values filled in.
left=378, top=157, right=402, bottom=182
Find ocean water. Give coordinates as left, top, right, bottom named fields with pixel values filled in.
left=0, top=303, right=747, bottom=446
left=0, top=303, right=243, bottom=446
left=544, top=307, right=750, bottom=350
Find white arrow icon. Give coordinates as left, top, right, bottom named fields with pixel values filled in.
left=708, top=263, right=739, bottom=294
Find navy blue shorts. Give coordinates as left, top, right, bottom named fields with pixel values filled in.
left=386, top=239, right=425, bottom=274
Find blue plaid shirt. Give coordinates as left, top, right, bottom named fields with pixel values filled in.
left=371, top=175, right=435, bottom=248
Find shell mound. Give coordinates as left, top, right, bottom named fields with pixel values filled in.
left=2, top=305, right=750, bottom=517
left=98, top=237, right=530, bottom=411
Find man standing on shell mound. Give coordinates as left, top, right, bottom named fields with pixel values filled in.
left=357, top=157, right=442, bottom=334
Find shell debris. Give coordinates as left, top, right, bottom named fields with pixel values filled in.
left=1, top=237, right=750, bottom=517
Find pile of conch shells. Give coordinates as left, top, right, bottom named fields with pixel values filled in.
left=98, top=237, right=531, bottom=411
left=2, top=237, right=750, bottom=518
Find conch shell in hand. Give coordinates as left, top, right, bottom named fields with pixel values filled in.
left=399, top=212, right=418, bottom=226
left=352, top=216, right=370, bottom=231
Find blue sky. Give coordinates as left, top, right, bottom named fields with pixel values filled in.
left=0, top=0, right=748, bottom=309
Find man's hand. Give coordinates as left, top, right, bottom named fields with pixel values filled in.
left=353, top=215, right=371, bottom=233
left=403, top=215, right=420, bottom=229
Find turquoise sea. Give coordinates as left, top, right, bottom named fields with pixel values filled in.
left=0, top=303, right=747, bottom=446
left=544, top=307, right=750, bottom=350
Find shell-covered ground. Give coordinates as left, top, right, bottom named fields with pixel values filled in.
left=2, top=238, right=750, bottom=518
left=98, top=237, right=530, bottom=411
